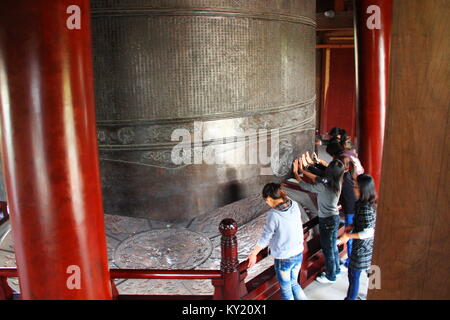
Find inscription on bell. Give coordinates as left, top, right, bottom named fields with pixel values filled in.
left=91, top=0, right=316, bottom=221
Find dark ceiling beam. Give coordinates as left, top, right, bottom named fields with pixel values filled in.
left=316, top=11, right=354, bottom=31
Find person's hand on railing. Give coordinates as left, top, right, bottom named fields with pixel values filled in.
left=247, top=253, right=257, bottom=269
left=247, top=245, right=264, bottom=269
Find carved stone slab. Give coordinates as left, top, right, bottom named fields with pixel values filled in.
left=113, top=229, right=213, bottom=269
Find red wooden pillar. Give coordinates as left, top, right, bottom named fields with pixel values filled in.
left=354, top=0, right=393, bottom=190
left=0, top=0, right=112, bottom=299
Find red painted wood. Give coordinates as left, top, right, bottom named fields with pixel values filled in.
left=0, top=0, right=111, bottom=299
left=243, top=267, right=279, bottom=300
left=300, top=254, right=325, bottom=287
left=218, top=218, right=241, bottom=300
left=320, top=48, right=357, bottom=140
left=0, top=277, right=13, bottom=300
left=238, top=247, right=269, bottom=273
left=111, top=280, right=119, bottom=300
left=334, top=0, right=346, bottom=11
left=0, top=269, right=18, bottom=278
left=117, top=295, right=213, bottom=300
left=355, top=0, right=393, bottom=191
left=110, top=269, right=222, bottom=280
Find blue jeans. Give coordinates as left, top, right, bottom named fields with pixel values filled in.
left=344, top=213, right=355, bottom=268
left=319, top=215, right=341, bottom=281
left=274, top=253, right=308, bottom=300
left=345, top=268, right=362, bottom=300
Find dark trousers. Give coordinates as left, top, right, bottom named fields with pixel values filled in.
left=345, top=268, right=362, bottom=300
left=344, top=213, right=355, bottom=267
left=319, top=215, right=341, bottom=281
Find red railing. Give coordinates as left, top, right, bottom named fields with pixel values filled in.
left=0, top=184, right=347, bottom=300
left=109, top=269, right=223, bottom=300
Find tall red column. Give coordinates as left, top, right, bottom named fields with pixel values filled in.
left=354, top=0, right=392, bottom=190
left=0, top=1, right=112, bottom=299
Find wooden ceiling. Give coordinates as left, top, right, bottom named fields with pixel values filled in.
left=316, top=0, right=354, bottom=48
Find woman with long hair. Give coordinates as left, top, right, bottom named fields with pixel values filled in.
left=338, top=174, right=377, bottom=300
left=293, top=157, right=345, bottom=284
left=248, top=183, right=308, bottom=300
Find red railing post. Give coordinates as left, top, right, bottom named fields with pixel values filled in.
left=217, top=218, right=241, bottom=300
left=110, top=280, right=119, bottom=300
left=0, top=277, right=13, bottom=300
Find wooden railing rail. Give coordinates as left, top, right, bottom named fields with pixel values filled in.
left=110, top=269, right=222, bottom=280
left=238, top=247, right=269, bottom=273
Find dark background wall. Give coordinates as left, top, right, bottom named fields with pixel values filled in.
left=319, top=47, right=356, bottom=139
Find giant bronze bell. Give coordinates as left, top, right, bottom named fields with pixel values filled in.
left=91, top=0, right=316, bottom=221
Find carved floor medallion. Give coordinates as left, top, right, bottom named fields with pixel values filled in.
left=113, top=229, right=213, bottom=269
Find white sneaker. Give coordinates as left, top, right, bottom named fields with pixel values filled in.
left=315, top=273, right=336, bottom=284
